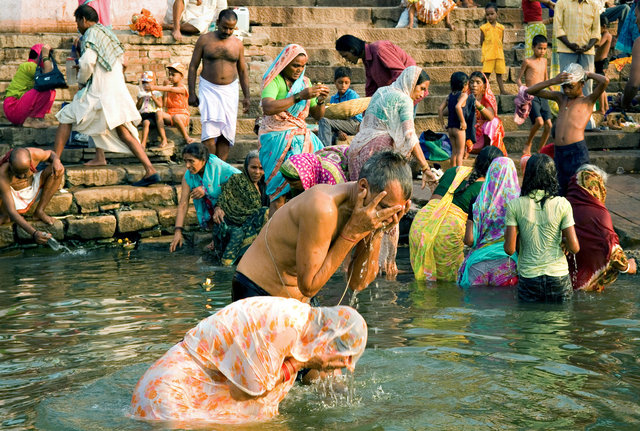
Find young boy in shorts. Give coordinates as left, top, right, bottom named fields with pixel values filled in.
left=526, top=63, right=609, bottom=195
left=151, top=63, right=194, bottom=147
left=517, top=34, right=552, bottom=155
left=480, top=3, right=507, bottom=94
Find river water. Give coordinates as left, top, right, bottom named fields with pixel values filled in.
left=1, top=246, right=639, bottom=430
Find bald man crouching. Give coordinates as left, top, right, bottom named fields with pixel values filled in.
left=0, top=148, right=64, bottom=244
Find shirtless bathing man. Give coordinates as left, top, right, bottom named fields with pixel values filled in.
left=233, top=151, right=413, bottom=303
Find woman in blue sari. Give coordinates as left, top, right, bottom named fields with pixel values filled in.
left=258, top=44, right=330, bottom=214
left=170, top=142, right=240, bottom=253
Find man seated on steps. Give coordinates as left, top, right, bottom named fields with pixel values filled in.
left=53, top=5, right=160, bottom=187
left=0, top=148, right=64, bottom=245
left=164, top=0, right=228, bottom=42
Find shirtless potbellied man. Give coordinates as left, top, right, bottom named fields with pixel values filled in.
left=0, top=148, right=64, bottom=245
left=188, top=9, right=250, bottom=161
left=233, top=151, right=413, bottom=303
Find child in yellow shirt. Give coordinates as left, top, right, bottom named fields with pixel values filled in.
left=480, top=3, right=507, bottom=95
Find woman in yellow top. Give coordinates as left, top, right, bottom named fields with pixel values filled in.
left=2, top=44, right=56, bottom=128
left=480, top=3, right=507, bottom=94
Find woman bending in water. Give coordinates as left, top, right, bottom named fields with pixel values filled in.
left=130, top=297, right=366, bottom=424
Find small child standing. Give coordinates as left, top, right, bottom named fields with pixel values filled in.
left=504, top=153, right=580, bottom=302
left=136, top=71, right=163, bottom=148
left=516, top=34, right=552, bottom=155
left=526, top=63, right=609, bottom=195
left=439, top=72, right=476, bottom=167
left=152, top=63, right=193, bottom=147
left=480, top=3, right=507, bottom=95
left=318, top=67, right=363, bottom=147
left=595, top=15, right=612, bottom=114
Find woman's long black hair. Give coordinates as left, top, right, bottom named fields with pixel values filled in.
left=458, top=145, right=503, bottom=193
left=521, top=153, right=559, bottom=208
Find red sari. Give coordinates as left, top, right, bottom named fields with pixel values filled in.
left=466, top=78, right=507, bottom=156
left=566, top=171, right=628, bottom=291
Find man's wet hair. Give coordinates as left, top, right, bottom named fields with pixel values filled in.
left=359, top=151, right=412, bottom=200
left=334, top=67, right=352, bottom=81
left=218, top=8, right=238, bottom=23
left=74, top=4, right=99, bottom=22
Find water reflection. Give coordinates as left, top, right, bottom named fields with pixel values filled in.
left=0, top=247, right=639, bottom=429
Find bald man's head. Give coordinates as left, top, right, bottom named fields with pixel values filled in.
left=9, top=148, right=32, bottom=179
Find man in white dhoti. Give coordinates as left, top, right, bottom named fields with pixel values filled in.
left=165, top=0, right=228, bottom=42
left=187, top=9, right=250, bottom=161
left=54, top=5, right=160, bottom=187
left=0, top=148, right=65, bottom=245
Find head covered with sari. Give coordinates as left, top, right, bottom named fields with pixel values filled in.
left=182, top=297, right=368, bottom=397
left=566, top=165, right=628, bottom=291
left=472, top=157, right=521, bottom=248
left=466, top=71, right=507, bottom=156
left=349, top=65, right=423, bottom=160
left=259, top=44, right=324, bottom=202
left=261, top=44, right=310, bottom=119
left=279, top=145, right=349, bottom=190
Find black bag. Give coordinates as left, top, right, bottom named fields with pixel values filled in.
left=34, top=53, right=68, bottom=91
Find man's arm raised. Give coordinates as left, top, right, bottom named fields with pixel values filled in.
left=296, top=188, right=402, bottom=298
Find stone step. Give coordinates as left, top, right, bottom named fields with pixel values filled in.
left=503, top=130, right=640, bottom=153
left=253, top=26, right=522, bottom=49
left=230, top=0, right=401, bottom=7
left=247, top=6, right=525, bottom=29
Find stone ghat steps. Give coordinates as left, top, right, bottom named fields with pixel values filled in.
left=254, top=26, right=524, bottom=50
left=0, top=185, right=201, bottom=249
left=246, top=6, right=525, bottom=29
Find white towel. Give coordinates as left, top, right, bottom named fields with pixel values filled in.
left=198, top=77, right=239, bottom=145
left=12, top=171, right=42, bottom=213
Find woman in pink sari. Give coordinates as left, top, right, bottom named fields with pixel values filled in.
left=131, top=297, right=367, bottom=425
left=467, top=71, right=507, bottom=156
left=2, top=44, right=56, bottom=128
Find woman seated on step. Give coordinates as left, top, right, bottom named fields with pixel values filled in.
left=2, top=44, right=56, bottom=128
left=212, top=150, right=270, bottom=266
left=258, top=43, right=329, bottom=216
left=409, top=146, right=503, bottom=282
left=566, top=164, right=637, bottom=291
left=169, top=142, right=240, bottom=253
left=458, top=157, right=520, bottom=287
left=131, top=296, right=367, bottom=424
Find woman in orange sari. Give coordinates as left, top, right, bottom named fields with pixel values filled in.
left=131, top=297, right=367, bottom=425
left=467, top=71, right=507, bottom=156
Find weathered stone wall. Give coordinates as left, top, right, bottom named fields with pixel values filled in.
left=0, top=165, right=201, bottom=249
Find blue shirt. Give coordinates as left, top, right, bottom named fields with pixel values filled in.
left=330, top=88, right=363, bottom=122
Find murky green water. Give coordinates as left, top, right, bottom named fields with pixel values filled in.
left=1, top=246, right=639, bottom=430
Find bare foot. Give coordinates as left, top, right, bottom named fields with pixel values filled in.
left=171, top=28, right=183, bottom=42
left=84, top=157, right=107, bottom=166
left=446, top=22, right=456, bottom=31
left=23, top=118, right=48, bottom=129
left=384, top=262, right=398, bottom=280
left=156, top=139, right=169, bottom=148
left=185, top=137, right=195, bottom=144
left=206, top=240, right=215, bottom=251
left=34, top=210, right=55, bottom=225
